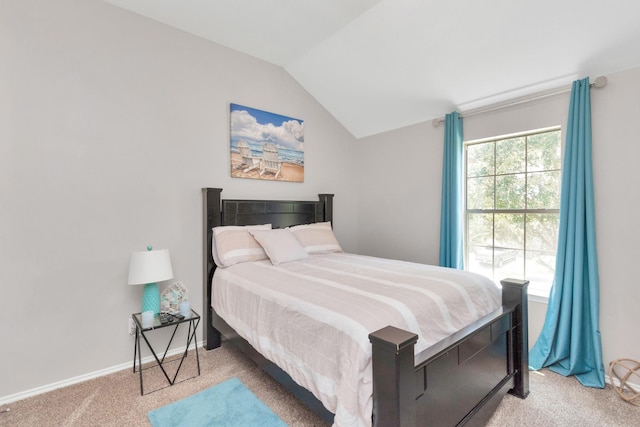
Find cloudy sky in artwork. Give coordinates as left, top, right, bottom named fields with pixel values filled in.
left=230, top=104, right=304, bottom=152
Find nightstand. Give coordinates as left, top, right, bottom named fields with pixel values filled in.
left=132, top=309, right=201, bottom=395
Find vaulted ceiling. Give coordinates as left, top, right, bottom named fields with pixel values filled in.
left=102, top=0, right=640, bottom=138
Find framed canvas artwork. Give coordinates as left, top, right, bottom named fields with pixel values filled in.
left=230, top=103, right=304, bottom=182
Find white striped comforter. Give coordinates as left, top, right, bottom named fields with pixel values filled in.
left=211, top=253, right=501, bottom=427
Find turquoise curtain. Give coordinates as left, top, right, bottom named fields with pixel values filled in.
left=529, top=77, right=605, bottom=388
left=439, top=112, right=464, bottom=269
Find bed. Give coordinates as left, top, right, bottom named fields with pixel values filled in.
left=202, top=188, right=529, bottom=427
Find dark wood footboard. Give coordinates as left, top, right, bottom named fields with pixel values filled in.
left=369, top=278, right=529, bottom=427
left=202, top=188, right=529, bottom=427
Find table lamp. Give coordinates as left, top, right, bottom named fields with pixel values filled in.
left=128, top=246, right=173, bottom=316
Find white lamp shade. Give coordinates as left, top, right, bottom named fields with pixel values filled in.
left=128, top=248, right=174, bottom=285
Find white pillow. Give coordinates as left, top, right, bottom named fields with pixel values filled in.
left=249, top=229, right=309, bottom=265
left=289, top=221, right=343, bottom=254
left=212, top=224, right=271, bottom=267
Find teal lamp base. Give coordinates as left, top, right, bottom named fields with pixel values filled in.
left=141, top=282, right=160, bottom=316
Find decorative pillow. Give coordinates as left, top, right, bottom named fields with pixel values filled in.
left=249, top=229, right=309, bottom=265
left=289, top=221, right=343, bottom=254
left=212, top=224, right=272, bottom=267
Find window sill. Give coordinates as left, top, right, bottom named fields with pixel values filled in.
left=527, top=292, right=549, bottom=304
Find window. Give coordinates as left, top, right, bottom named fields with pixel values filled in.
left=465, top=128, right=561, bottom=298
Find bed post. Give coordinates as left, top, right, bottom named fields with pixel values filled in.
left=318, top=193, right=334, bottom=224
left=202, top=188, right=222, bottom=350
left=369, top=326, right=419, bottom=427
left=501, top=278, right=530, bottom=399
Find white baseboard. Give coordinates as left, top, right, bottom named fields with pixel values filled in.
left=607, top=371, right=640, bottom=394
left=0, top=340, right=204, bottom=406
left=3, top=343, right=637, bottom=408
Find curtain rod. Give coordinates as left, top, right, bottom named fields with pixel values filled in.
left=432, top=76, right=608, bottom=127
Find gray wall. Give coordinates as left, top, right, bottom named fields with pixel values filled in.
left=1, top=0, right=359, bottom=399
left=357, top=67, right=640, bottom=371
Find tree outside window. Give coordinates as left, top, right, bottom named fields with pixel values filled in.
left=465, top=128, right=561, bottom=297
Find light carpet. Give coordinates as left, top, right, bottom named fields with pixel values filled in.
left=2, top=344, right=639, bottom=426
left=148, top=377, right=286, bottom=427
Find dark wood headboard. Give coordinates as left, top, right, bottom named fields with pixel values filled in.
left=201, top=188, right=334, bottom=349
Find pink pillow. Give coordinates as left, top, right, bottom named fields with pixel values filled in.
left=249, top=229, right=309, bottom=265
left=212, top=224, right=271, bottom=267
left=289, top=222, right=343, bottom=254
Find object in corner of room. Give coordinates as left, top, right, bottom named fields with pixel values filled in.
left=128, top=245, right=174, bottom=316
left=609, top=359, right=640, bottom=406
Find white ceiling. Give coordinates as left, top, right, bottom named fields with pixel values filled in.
left=102, top=0, right=640, bottom=138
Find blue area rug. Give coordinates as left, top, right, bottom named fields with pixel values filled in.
left=148, top=377, right=287, bottom=427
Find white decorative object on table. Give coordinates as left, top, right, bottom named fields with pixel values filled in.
left=180, top=301, right=191, bottom=317
left=141, top=311, right=154, bottom=328
left=160, top=281, right=188, bottom=313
